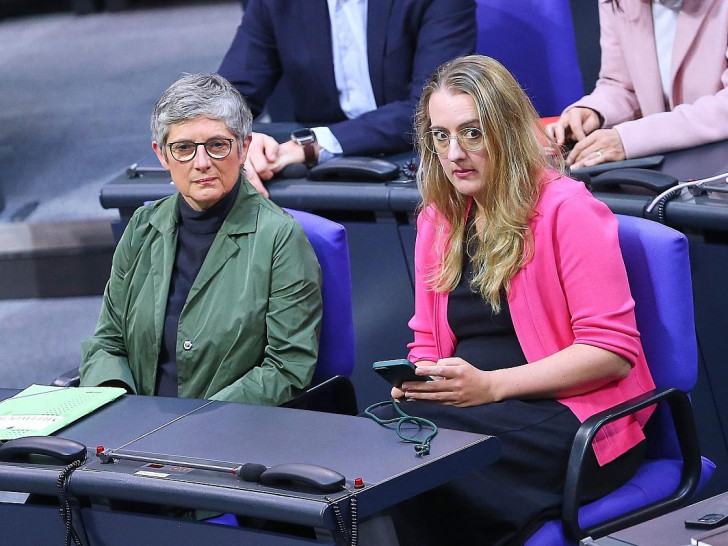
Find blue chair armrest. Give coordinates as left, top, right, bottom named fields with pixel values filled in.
left=52, top=367, right=81, bottom=388
left=562, top=387, right=701, bottom=541
left=280, top=375, right=358, bottom=416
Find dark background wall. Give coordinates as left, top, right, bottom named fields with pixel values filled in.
left=570, top=0, right=602, bottom=95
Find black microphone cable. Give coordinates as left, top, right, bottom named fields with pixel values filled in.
left=57, top=458, right=85, bottom=546
left=326, top=484, right=358, bottom=546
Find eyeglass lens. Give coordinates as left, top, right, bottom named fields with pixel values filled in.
left=425, top=128, right=484, bottom=154
left=168, top=138, right=233, bottom=161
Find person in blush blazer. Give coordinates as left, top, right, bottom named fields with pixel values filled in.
left=547, top=0, right=728, bottom=169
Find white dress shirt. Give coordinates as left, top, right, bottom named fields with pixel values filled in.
left=652, top=0, right=679, bottom=107
left=313, top=0, right=377, bottom=161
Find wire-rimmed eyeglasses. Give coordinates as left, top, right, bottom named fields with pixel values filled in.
left=167, top=138, right=235, bottom=162
left=422, top=128, right=485, bottom=155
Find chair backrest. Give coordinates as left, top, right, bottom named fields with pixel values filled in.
left=616, top=214, right=697, bottom=460
left=284, top=209, right=355, bottom=384
left=617, top=214, right=697, bottom=391
left=475, top=0, right=584, bottom=117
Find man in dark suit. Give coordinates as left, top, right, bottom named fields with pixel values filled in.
left=218, top=0, right=476, bottom=194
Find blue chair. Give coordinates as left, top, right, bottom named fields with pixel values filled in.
left=526, top=215, right=715, bottom=544
left=54, top=208, right=357, bottom=414
left=207, top=209, right=356, bottom=529
left=475, top=0, right=584, bottom=117
left=279, top=208, right=357, bottom=415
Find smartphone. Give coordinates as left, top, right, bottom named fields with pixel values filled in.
left=372, top=359, right=432, bottom=387
left=685, top=512, right=728, bottom=529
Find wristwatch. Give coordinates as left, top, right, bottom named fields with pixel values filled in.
left=291, top=128, right=318, bottom=169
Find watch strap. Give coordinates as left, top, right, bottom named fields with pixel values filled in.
left=291, top=129, right=318, bottom=169
left=301, top=140, right=317, bottom=169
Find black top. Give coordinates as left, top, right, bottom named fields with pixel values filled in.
left=447, top=223, right=526, bottom=371
left=155, top=182, right=241, bottom=396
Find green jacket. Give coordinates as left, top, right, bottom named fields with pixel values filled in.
left=80, top=180, right=322, bottom=406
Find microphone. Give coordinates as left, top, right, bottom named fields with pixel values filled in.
left=235, top=462, right=267, bottom=482
left=96, top=447, right=266, bottom=482
left=96, top=447, right=347, bottom=493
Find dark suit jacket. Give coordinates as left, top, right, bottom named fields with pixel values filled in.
left=218, top=0, right=476, bottom=156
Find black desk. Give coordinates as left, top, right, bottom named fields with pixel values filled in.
left=0, top=389, right=499, bottom=545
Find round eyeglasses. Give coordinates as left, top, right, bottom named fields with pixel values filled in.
left=422, top=128, right=485, bottom=155
left=167, top=138, right=235, bottom=162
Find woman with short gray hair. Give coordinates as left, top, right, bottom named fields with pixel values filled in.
left=81, top=73, right=322, bottom=406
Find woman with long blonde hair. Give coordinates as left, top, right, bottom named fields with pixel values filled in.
left=376, top=55, right=655, bottom=545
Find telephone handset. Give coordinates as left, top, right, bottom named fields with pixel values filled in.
left=0, top=436, right=87, bottom=464
left=570, top=155, right=665, bottom=177
left=259, top=463, right=347, bottom=493
left=587, top=167, right=678, bottom=193
left=307, top=156, right=400, bottom=182
left=0, top=437, right=89, bottom=546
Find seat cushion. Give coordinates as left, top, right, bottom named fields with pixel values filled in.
left=526, top=457, right=715, bottom=545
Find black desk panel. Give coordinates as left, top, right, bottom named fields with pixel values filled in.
left=660, top=139, right=728, bottom=182
left=81, top=508, right=324, bottom=546
left=72, top=400, right=498, bottom=526
left=0, top=503, right=71, bottom=545
left=0, top=392, right=499, bottom=545
left=343, top=221, right=416, bottom=407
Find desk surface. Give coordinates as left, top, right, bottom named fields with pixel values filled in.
left=595, top=491, right=728, bottom=546
left=0, top=389, right=499, bottom=528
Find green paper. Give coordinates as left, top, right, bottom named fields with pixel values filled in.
left=0, top=384, right=125, bottom=440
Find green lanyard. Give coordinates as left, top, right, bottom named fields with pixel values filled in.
left=364, top=400, right=438, bottom=456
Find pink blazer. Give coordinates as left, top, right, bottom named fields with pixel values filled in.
left=408, top=174, right=656, bottom=465
left=566, top=0, right=728, bottom=159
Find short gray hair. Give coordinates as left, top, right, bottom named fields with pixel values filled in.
left=150, top=73, right=253, bottom=155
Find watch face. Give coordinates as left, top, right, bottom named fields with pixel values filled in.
left=291, top=128, right=315, bottom=143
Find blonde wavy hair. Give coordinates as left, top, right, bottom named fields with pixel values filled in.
left=415, top=55, right=562, bottom=311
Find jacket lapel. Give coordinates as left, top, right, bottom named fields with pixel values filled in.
left=304, top=0, right=338, bottom=100
left=366, top=0, right=394, bottom=106
left=626, top=0, right=665, bottom=113
left=670, top=0, right=714, bottom=91
left=149, top=196, right=179, bottom=353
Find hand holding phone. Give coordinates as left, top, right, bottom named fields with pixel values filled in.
left=372, top=359, right=433, bottom=387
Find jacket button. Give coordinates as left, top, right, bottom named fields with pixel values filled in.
left=182, top=340, right=193, bottom=351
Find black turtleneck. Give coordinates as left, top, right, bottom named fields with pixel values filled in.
left=155, top=182, right=240, bottom=397
left=447, top=215, right=526, bottom=372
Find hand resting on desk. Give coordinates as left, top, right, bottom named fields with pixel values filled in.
left=245, top=132, right=325, bottom=196
left=546, top=108, right=627, bottom=169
